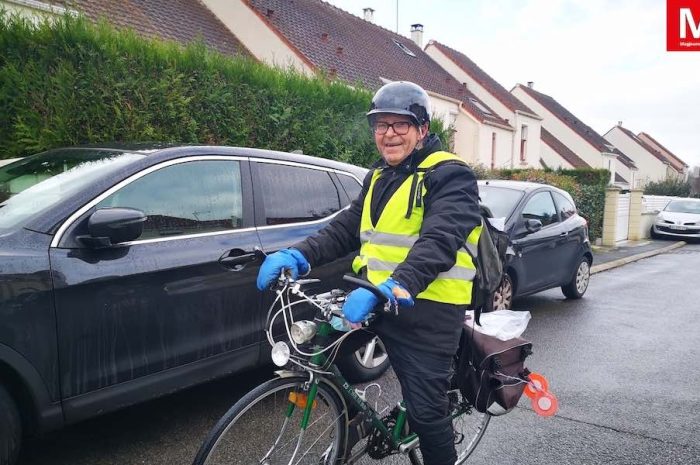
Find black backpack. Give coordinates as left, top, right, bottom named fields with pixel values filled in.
left=467, top=208, right=511, bottom=325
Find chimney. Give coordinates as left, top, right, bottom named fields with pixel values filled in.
left=410, top=24, right=424, bottom=48
left=363, top=7, right=374, bottom=22
left=618, top=120, right=623, bottom=126
left=527, top=81, right=534, bottom=88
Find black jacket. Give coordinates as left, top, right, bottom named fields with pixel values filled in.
left=295, top=135, right=481, bottom=354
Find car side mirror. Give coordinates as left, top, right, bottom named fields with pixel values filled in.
left=524, top=218, right=542, bottom=234
left=79, top=207, right=147, bottom=248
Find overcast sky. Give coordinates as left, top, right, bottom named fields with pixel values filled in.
left=326, top=0, right=700, bottom=169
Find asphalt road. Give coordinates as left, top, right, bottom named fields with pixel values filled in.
left=19, top=243, right=700, bottom=465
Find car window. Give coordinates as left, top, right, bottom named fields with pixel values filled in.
left=0, top=150, right=145, bottom=231
left=478, top=185, right=524, bottom=219
left=521, top=191, right=559, bottom=227
left=97, top=160, right=243, bottom=239
left=337, top=173, right=362, bottom=202
left=552, top=192, right=577, bottom=220
left=257, top=163, right=341, bottom=225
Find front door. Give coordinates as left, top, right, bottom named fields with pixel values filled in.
left=50, top=157, right=262, bottom=417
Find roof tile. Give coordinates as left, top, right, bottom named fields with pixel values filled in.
left=637, top=132, right=687, bottom=171
left=517, top=84, right=636, bottom=169
left=55, top=0, right=251, bottom=57
left=245, top=0, right=509, bottom=127
left=429, top=41, right=536, bottom=116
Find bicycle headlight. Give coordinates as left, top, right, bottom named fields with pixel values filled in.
left=290, top=320, right=317, bottom=345
left=271, top=341, right=291, bottom=367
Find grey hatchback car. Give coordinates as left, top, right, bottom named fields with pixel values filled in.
left=478, top=180, right=593, bottom=309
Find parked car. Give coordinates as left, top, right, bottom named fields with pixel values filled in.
left=0, top=145, right=387, bottom=465
left=650, top=198, right=700, bottom=241
left=477, top=180, right=593, bottom=309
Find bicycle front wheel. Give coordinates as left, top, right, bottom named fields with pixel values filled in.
left=193, top=376, right=347, bottom=465
left=408, top=397, right=491, bottom=465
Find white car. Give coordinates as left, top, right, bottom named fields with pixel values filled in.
left=651, top=198, right=700, bottom=240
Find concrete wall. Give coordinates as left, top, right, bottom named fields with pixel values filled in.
left=201, top=0, right=314, bottom=75
left=602, top=188, right=662, bottom=243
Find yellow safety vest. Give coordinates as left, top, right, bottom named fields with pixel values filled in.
left=351, top=151, right=482, bottom=305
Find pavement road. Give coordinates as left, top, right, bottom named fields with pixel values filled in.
left=18, top=243, right=700, bottom=465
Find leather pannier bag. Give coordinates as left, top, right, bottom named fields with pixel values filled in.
left=455, top=326, right=533, bottom=415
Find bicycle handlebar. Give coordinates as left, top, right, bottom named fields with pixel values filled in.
left=342, top=274, right=389, bottom=303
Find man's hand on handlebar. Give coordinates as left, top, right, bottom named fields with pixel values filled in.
left=342, top=278, right=414, bottom=323
left=256, top=248, right=310, bottom=291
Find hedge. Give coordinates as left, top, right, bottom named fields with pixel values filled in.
left=0, top=12, right=449, bottom=166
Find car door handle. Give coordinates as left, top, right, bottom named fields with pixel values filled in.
left=218, top=249, right=259, bottom=271
left=559, top=232, right=568, bottom=237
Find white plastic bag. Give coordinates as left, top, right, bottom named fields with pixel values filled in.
left=465, top=309, right=531, bottom=341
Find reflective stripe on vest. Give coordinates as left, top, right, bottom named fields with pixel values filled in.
left=351, top=151, right=481, bottom=305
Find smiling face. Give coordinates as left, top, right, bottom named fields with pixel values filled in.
left=372, top=114, right=427, bottom=166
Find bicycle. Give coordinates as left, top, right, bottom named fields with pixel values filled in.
left=192, top=275, right=491, bottom=465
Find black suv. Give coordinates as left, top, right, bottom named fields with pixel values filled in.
left=0, top=146, right=387, bottom=465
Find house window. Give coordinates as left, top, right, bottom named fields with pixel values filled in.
left=392, top=39, right=416, bottom=57
left=491, top=132, right=497, bottom=170
left=519, top=125, right=528, bottom=164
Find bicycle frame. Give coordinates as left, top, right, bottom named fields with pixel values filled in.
left=279, top=319, right=471, bottom=459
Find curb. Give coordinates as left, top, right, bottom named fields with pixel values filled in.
left=591, top=241, right=686, bottom=274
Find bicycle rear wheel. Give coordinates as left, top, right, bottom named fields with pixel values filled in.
left=193, top=376, right=347, bottom=465
left=407, top=393, right=491, bottom=465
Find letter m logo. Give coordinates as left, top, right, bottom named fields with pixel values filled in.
left=668, top=0, right=700, bottom=50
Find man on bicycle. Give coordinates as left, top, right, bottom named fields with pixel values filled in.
left=257, top=81, right=482, bottom=465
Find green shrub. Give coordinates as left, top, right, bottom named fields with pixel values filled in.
left=643, top=178, right=692, bottom=197
left=0, top=12, right=395, bottom=166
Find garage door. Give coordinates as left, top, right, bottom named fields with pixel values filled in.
left=616, top=192, right=630, bottom=242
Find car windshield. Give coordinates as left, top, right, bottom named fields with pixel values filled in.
left=664, top=200, right=700, bottom=214
left=0, top=149, right=145, bottom=231
left=478, top=185, right=524, bottom=219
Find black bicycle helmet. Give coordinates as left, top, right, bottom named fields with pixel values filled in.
left=367, top=81, right=432, bottom=126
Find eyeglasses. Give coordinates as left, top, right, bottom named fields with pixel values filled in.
left=372, top=121, right=412, bottom=135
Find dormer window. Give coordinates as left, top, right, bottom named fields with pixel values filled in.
left=392, top=39, right=416, bottom=57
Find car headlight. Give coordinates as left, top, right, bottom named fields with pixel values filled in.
left=290, top=320, right=317, bottom=345
left=271, top=341, right=291, bottom=367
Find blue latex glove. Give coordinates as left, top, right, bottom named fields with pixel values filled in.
left=342, top=288, right=379, bottom=323
left=256, top=248, right=310, bottom=290
left=343, top=278, right=414, bottom=323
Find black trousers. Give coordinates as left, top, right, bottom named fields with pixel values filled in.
left=383, top=340, right=457, bottom=465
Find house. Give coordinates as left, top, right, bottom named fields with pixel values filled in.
left=424, top=40, right=543, bottom=169
left=637, top=132, right=688, bottom=180
left=201, top=0, right=513, bottom=165
left=604, top=124, right=688, bottom=187
left=1, top=0, right=252, bottom=58
left=512, top=83, right=637, bottom=187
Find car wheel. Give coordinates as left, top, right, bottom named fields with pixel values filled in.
left=562, top=257, right=591, bottom=299
left=0, top=383, right=21, bottom=465
left=335, top=336, right=390, bottom=383
left=650, top=226, right=659, bottom=239
left=490, top=274, right=514, bottom=310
